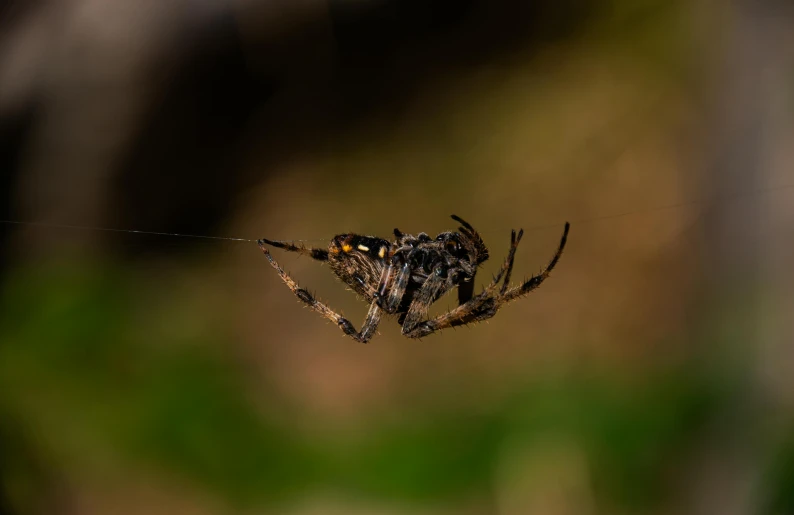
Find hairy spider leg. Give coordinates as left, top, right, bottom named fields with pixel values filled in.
left=501, top=222, right=569, bottom=303
left=450, top=214, right=477, bottom=234
left=258, top=243, right=382, bottom=343
left=500, top=229, right=524, bottom=295
left=356, top=257, right=397, bottom=300
left=399, top=272, right=448, bottom=335
left=375, top=262, right=395, bottom=299
left=376, top=248, right=416, bottom=314
left=403, top=223, right=569, bottom=339
left=451, top=214, right=489, bottom=263
left=257, top=238, right=329, bottom=261
left=451, top=215, right=490, bottom=305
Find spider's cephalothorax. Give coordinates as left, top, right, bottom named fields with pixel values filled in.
left=257, top=215, right=569, bottom=342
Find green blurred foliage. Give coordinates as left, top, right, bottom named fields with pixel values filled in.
left=765, top=434, right=794, bottom=515
left=5, top=263, right=776, bottom=513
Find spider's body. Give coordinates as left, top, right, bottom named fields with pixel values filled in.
left=258, top=215, right=569, bottom=342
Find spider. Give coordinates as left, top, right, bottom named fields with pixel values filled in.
left=257, top=215, right=569, bottom=342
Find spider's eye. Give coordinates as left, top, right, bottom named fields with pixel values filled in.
left=446, top=240, right=460, bottom=253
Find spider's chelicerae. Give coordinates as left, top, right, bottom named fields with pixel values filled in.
left=257, top=215, right=569, bottom=342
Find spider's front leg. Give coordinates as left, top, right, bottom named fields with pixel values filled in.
left=258, top=241, right=382, bottom=343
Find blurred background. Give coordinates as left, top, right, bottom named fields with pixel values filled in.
left=2, top=0, right=794, bottom=513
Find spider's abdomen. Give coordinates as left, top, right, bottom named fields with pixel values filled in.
left=329, top=234, right=391, bottom=260
left=327, top=234, right=392, bottom=300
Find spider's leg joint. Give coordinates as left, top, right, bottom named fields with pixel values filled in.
left=295, top=288, right=313, bottom=304
left=337, top=317, right=355, bottom=334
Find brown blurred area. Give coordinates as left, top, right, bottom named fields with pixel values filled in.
left=2, top=0, right=794, bottom=514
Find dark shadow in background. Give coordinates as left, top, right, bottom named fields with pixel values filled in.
left=108, top=0, right=594, bottom=254
left=0, top=105, right=38, bottom=277
left=0, top=0, right=594, bottom=255
left=1, top=1, right=595, bottom=257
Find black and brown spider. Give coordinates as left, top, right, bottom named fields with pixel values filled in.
left=257, top=216, right=569, bottom=342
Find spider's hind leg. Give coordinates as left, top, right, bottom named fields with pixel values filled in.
left=499, top=228, right=524, bottom=295
left=258, top=243, right=381, bottom=343
left=258, top=238, right=329, bottom=261
left=500, top=222, right=569, bottom=302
